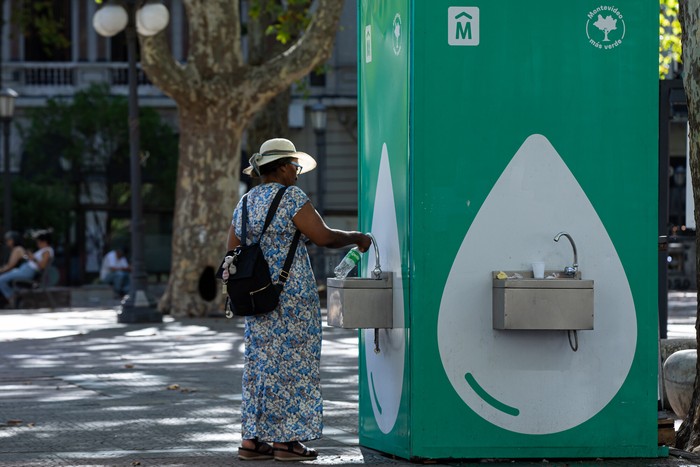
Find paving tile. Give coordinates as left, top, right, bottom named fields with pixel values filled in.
left=0, top=302, right=697, bottom=466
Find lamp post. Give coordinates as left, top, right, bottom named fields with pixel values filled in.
left=93, top=1, right=169, bottom=323
left=0, top=88, right=17, bottom=233
left=310, top=102, right=327, bottom=275
left=310, top=102, right=327, bottom=216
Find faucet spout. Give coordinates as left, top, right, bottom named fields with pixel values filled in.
left=553, top=232, right=578, bottom=276
left=367, top=233, right=382, bottom=279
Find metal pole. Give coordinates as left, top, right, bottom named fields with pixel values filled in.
left=0, top=2, right=4, bottom=237
left=314, top=128, right=327, bottom=276
left=117, top=1, right=160, bottom=323
left=315, top=129, right=327, bottom=217
left=658, top=80, right=673, bottom=339
left=3, top=118, right=10, bottom=232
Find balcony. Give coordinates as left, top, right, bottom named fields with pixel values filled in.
left=3, top=62, right=172, bottom=103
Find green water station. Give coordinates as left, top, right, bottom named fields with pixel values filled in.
left=349, top=0, right=660, bottom=460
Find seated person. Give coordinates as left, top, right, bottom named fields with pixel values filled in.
left=0, top=230, right=54, bottom=307
left=0, top=231, right=27, bottom=273
left=100, top=248, right=130, bottom=298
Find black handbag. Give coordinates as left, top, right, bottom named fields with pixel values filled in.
left=217, top=187, right=301, bottom=317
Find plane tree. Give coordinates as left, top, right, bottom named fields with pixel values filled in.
left=138, top=0, right=345, bottom=316
left=674, top=0, right=700, bottom=451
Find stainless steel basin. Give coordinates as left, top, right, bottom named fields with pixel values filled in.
left=492, top=271, right=594, bottom=330
left=327, top=273, right=393, bottom=329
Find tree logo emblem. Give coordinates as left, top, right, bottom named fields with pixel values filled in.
left=392, top=13, right=402, bottom=56
left=586, top=6, right=625, bottom=50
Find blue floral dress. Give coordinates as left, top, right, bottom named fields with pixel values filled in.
left=231, top=183, right=323, bottom=442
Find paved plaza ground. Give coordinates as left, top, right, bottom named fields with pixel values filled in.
left=0, top=292, right=698, bottom=466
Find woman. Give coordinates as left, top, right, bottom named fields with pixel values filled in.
left=227, top=138, right=371, bottom=461
left=0, top=230, right=54, bottom=307
left=0, top=231, right=27, bottom=274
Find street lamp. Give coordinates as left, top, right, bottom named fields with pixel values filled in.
left=310, top=102, right=328, bottom=276
left=0, top=88, right=17, bottom=233
left=93, top=1, right=169, bottom=324
left=310, top=102, right=327, bottom=216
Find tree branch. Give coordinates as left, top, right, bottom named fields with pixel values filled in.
left=243, top=0, right=345, bottom=115
left=139, top=30, right=190, bottom=103
left=183, top=0, right=244, bottom=78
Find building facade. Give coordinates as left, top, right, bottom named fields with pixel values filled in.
left=2, top=0, right=359, bottom=283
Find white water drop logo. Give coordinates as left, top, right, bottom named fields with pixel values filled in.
left=364, top=142, right=406, bottom=434
left=437, top=134, right=636, bottom=434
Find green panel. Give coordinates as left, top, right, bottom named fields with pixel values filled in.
left=358, top=0, right=411, bottom=458
left=409, top=0, right=658, bottom=459
left=357, top=0, right=658, bottom=460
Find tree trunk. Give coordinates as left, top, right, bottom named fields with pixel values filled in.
left=157, top=103, right=247, bottom=317
left=139, top=0, right=345, bottom=317
left=676, top=0, right=700, bottom=451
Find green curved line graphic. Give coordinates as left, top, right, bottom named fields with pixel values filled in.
left=465, top=372, right=520, bottom=417
left=370, top=372, right=383, bottom=415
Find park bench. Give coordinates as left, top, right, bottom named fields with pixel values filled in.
left=11, top=261, right=68, bottom=309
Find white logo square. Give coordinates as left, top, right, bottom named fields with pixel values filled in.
left=365, top=25, right=372, bottom=63
left=448, top=7, right=479, bottom=46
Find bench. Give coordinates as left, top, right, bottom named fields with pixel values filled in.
left=11, top=264, right=64, bottom=309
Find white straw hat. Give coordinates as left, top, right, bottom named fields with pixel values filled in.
left=243, top=138, right=317, bottom=177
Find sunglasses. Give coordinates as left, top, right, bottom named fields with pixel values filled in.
left=289, top=161, right=303, bottom=175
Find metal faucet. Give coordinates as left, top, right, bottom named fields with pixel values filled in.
left=367, top=233, right=382, bottom=354
left=367, top=233, right=382, bottom=279
left=553, top=232, right=578, bottom=276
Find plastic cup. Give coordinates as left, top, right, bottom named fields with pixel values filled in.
left=532, top=261, right=545, bottom=279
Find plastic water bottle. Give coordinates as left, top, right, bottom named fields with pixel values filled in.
left=334, top=247, right=362, bottom=279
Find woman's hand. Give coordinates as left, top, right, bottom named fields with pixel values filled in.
left=356, top=233, right=372, bottom=253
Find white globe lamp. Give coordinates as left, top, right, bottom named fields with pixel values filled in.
left=92, top=4, right=128, bottom=37
left=136, top=3, right=170, bottom=36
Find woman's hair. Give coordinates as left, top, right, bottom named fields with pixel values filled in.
left=259, top=157, right=294, bottom=177
left=33, top=230, right=52, bottom=245
left=4, top=231, right=22, bottom=247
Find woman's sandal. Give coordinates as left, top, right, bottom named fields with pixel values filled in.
left=273, top=442, right=318, bottom=462
left=238, top=438, right=274, bottom=461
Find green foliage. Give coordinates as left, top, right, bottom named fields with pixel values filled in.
left=249, top=0, right=312, bottom=44
left=19, top=83, right=179, bottom=216
left=13, top=0, right=71, bottom=57
left=660, top=0, right=682, bottom=79
left=8, top=179, right=73, bottom=235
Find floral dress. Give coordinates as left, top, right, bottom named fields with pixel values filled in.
left=232, top=182, right=323, bottom=442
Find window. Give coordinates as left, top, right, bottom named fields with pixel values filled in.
left=22, top=0, right=72, bottom=62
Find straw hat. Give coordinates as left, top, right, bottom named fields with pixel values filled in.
left=243, top=138, right=317, bottom=176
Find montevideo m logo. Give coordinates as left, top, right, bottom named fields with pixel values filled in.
left=586, top=5, right=625, bottom=50
left=448, top=7, right=479, bottom=46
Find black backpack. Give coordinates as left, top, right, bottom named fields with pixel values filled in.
left=217, top=187, right=301, bottom=317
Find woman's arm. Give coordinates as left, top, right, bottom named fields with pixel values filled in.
left=227, top=224, right=241, bottom=250
left=0, top=246, right=26, bottom=273
left=222, top=225, right=243, bottom=281
left=34, top=250, right=51, bottom=271
left=293, top=203, right=371, bottom=252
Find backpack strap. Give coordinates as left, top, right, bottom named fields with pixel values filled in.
left=240, top=187, right=287, bottom=245
left=261, top=187, right=288, bottom=239
left=261, top=186, right=300, bottom=285
left=242, top=186, right=299, bottom=286
left=240, top=194, right=249, bottom=246
left=278, top=229, right=302, bottom=285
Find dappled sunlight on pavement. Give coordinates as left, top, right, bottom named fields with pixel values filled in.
left=0, top=306, right=696, bottom=466
left=0, top=307, right=387, bottom=466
